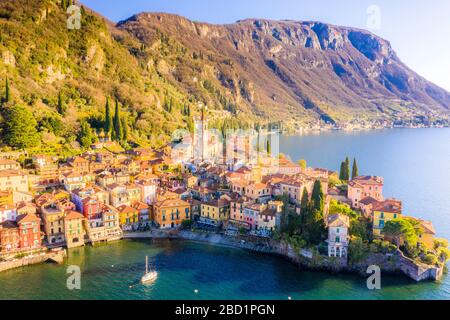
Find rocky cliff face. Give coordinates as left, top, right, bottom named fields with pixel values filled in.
left=118, top=13, right=450, bottom=124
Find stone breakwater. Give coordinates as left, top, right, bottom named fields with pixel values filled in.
left=0, top=250, right=66, bottom=273
left=124, top=230, right=444, bottom=282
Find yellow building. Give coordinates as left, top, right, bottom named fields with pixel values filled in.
left=415, top=219, right=436, bottom=250
left=372, top=199, right=402, bottom=237
left=117, top=205, right=139, bottom=230
left=41, top=203, right=66, bottom=245
left=0, top=190, right=13, bottom=206
left=200, top=199, right=230, bottom=222
left=64, top=211, right=85, bottom=248
left=153, top=198, right=190, bottom=229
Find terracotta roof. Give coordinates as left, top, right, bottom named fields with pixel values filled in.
left=117, top=205, right=137, bottom=213
left=248, top=182, right=268, bottom=190
left=359, top=196, right=378, bottom=206
left=155, top=198, right=190, bottom=208
left=349, top=176, right=384, bottom=187
left=202, top=199, right=229, bottom=208
left=372, top=199, right=402, bottom=214
left=132, top=202, right=149, bottom=210
left=65, top=211, right=85, bottom=220
left=328, top=214, right=350, bottom=228
left=260, top=208, right=277, bottom=217
left=16, top=213, right=40, bottom=224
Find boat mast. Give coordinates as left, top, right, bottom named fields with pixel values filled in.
left=145, top=256, right=148, bottom=274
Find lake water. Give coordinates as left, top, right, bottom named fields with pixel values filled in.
left=0, top=128, right=449, bottom=300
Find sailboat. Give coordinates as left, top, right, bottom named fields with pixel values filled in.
left=141, top=255, right=158, bottom=284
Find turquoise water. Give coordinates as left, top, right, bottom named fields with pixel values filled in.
left=0, top=128, right=449, bottom=300
left=280, top=128, right=450, bottom=239
left=0, top=240, right=448, bottom=300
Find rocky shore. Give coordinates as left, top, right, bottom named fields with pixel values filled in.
left=124, top=230, right=445, bottom=282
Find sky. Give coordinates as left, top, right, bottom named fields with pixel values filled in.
left=80, top=0, right=450, bottom=92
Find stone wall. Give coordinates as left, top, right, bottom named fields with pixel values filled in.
left=0, top=250, right=65, bottom=273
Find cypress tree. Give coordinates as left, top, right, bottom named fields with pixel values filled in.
left=311, top=180, right=324, bottom=214
left=57, top=91, right=65, bottom=115
left=339, top=161, right=346, bottom=180
left=344, top=157, right=350, bottom=181
left=104, top=97, right=112, bottom=137
left=300, top=187, right=309, bottom=217
left=121, top=117, right=129, bottom=142
left=266, top=138, right=271, bottom=155
left=112, top=99, right=122, bottom=141
left=352, top=158, right=359, bottom=180
left=5, top=76, right=10, bottom=104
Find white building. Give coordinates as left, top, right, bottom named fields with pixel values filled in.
left=327, top=214, right=350, bottom=258
left=0, top=205, right=17, bottom=223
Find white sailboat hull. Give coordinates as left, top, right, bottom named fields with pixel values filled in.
left=141, top=271, right=158, bottom=284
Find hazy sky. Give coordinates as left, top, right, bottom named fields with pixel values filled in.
left=80, top=0, right=450, bottom=92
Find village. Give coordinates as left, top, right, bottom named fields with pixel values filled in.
left=0, top=110, right=448, bottom=281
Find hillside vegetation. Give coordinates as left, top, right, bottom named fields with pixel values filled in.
left=0, top=0, right=449, bottom=156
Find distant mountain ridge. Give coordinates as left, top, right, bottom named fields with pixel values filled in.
left=118, top=13, right=450, bottom=124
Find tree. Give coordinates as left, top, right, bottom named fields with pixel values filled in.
left=348, top=237, right=369, bottom=264
left=344, top=157, right=350, bottom=180
left=339, top=161, right=347, bottom=180
left=299, top=180, right=326, bottom=245
left=298, top=159, right=307, bottom=169
left=352, top=158, right=359, bottom=180
left=78, top=120, right=96, bottom=148
left=311, top=180, right=324, bottom=213
left=56, top=91, right=66, bottom=115
left=339, top=157, right=350, bottom=181
left=4, top=104, right=40, bottom=149
left=121, top=116, right=129, bottom=142
left=4, top=76, right=10, bottom=104
left=266, top=138, right=271, bottom=155
left=104, top=97, right=112, bottom=137
left=300, top=187, right=309, bottom=216
left=112, top=99, right=123, bottom=141
left=383, top=218, right=420, bottom=247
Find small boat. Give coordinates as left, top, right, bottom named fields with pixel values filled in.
left=141, top=256, right=157, bottom=284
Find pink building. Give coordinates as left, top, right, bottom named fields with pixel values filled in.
left=348, top=176, right=384, bottom=209
left=230, top=197, right=252, bottom=227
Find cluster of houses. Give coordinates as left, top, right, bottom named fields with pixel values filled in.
left=327, top=175, right=436, bottom=258
left=0, top=120, right=437, bottom=261
left=0, top=144, right=334, bottom=254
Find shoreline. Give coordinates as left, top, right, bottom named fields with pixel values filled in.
left=123, top=230, right=445, bottom=282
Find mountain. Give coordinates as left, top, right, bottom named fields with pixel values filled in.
left=117, top=13, right=450, bottom=125
left=0, top=0, right=449, bottom=153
